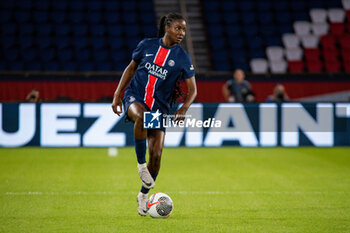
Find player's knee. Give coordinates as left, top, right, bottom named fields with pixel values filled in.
left=155, top=150, right=162, bottom=159
left=153, top=150, right=162, bottom=164
left=150, top=148, right=162, bottom=161
left=134, top=112, right=144, bottom=124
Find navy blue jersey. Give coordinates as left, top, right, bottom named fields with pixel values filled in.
left=124, top=38, right=195, bottom=114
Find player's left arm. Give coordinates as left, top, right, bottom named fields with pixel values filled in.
left=174, top=76, right=197, bottom=122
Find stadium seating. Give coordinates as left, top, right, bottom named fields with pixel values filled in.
left=288, top=60, right=305, bottom=73
left=270, top=60, right=288, bottom=73
left=323, top=48, right=339, bottom=62
left=1, top=0, right=349, bottom=73
left=203, top=0, right=349, bottom=73
left=311, top=23, right=329, bottom=36
left=310, top=9, right=327, bottom=23
left=300, top=35, right=319, bottom=48
left=0, top=0, right=157, bottom=71
left=286, top=48, right=303, bottom=61
left=306, top=60, right=323, bottom=72
left=250, top=58, right=268, bottom=73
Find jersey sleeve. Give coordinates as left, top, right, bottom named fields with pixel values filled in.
left=132, top=39, right=146, bottom=63
left=181, top=53, right=195, bottom=79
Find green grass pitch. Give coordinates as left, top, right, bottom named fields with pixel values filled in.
left=0, top=147, right=350, bottom=232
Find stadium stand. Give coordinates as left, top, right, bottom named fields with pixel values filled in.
left=1, top=0, right=350, bottom=104
left=202, top=0, right=350, bottom=73
left=1, top=0, right=349, bottom=74
left=0, top=0, right=157, bottom=71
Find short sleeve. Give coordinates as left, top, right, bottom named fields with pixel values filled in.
left=182, top=53, right=195, bottom=79
left=132, top=39, right=146, bottom=62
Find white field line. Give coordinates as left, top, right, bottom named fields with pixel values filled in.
left=3, top=191, right=349, bottom=196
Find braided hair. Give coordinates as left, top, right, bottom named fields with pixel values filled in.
left=158, top=13, right=186, bottom=106
left=158, top=13, right=185, bottom=37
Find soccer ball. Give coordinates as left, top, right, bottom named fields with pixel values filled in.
left=147, top=192, right=173, bottom=218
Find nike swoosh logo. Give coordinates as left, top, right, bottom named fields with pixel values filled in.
left=143, top=180, right=152, bottom=186
left=146, top=54, right=154, bottom=57
left=147, top=200, right=164, bottom=208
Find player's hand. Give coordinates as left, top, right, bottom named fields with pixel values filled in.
left=112, top=95, right=123, bottom=116
left=174, top=107, right=187, bottom=123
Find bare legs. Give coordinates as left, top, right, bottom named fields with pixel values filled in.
left=127, top=102, right=165, bottom=183
left=147, top=129, right=165, bottom=177
left=127, top=102, right=147, bottom=140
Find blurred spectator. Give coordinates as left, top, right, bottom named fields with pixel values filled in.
left=25, top=89, right=39, bottom=102
left=222, top=69, right=254, bottom=102
left=266, top=83, right=290, bottom=103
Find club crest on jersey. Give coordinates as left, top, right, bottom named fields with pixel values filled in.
left=168, top=60, right=175, bottom=67
left=129, top=96, right=135, bottom=102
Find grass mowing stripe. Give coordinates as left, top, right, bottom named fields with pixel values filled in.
left=3, top=191, right=350, bottom=195
left=0, top=147, right=349, bottom=233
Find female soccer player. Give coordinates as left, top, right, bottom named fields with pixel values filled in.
left=111, top=13, right=197, bottom=216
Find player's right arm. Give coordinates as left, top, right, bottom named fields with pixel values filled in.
left=112, top=60, right=139, bottom=115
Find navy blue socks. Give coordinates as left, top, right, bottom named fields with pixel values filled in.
left=140, top=173, right=158, bottom=194
left=134, top=138, right=146, bottom=164
left=135, top=138, right=158, bottom=195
